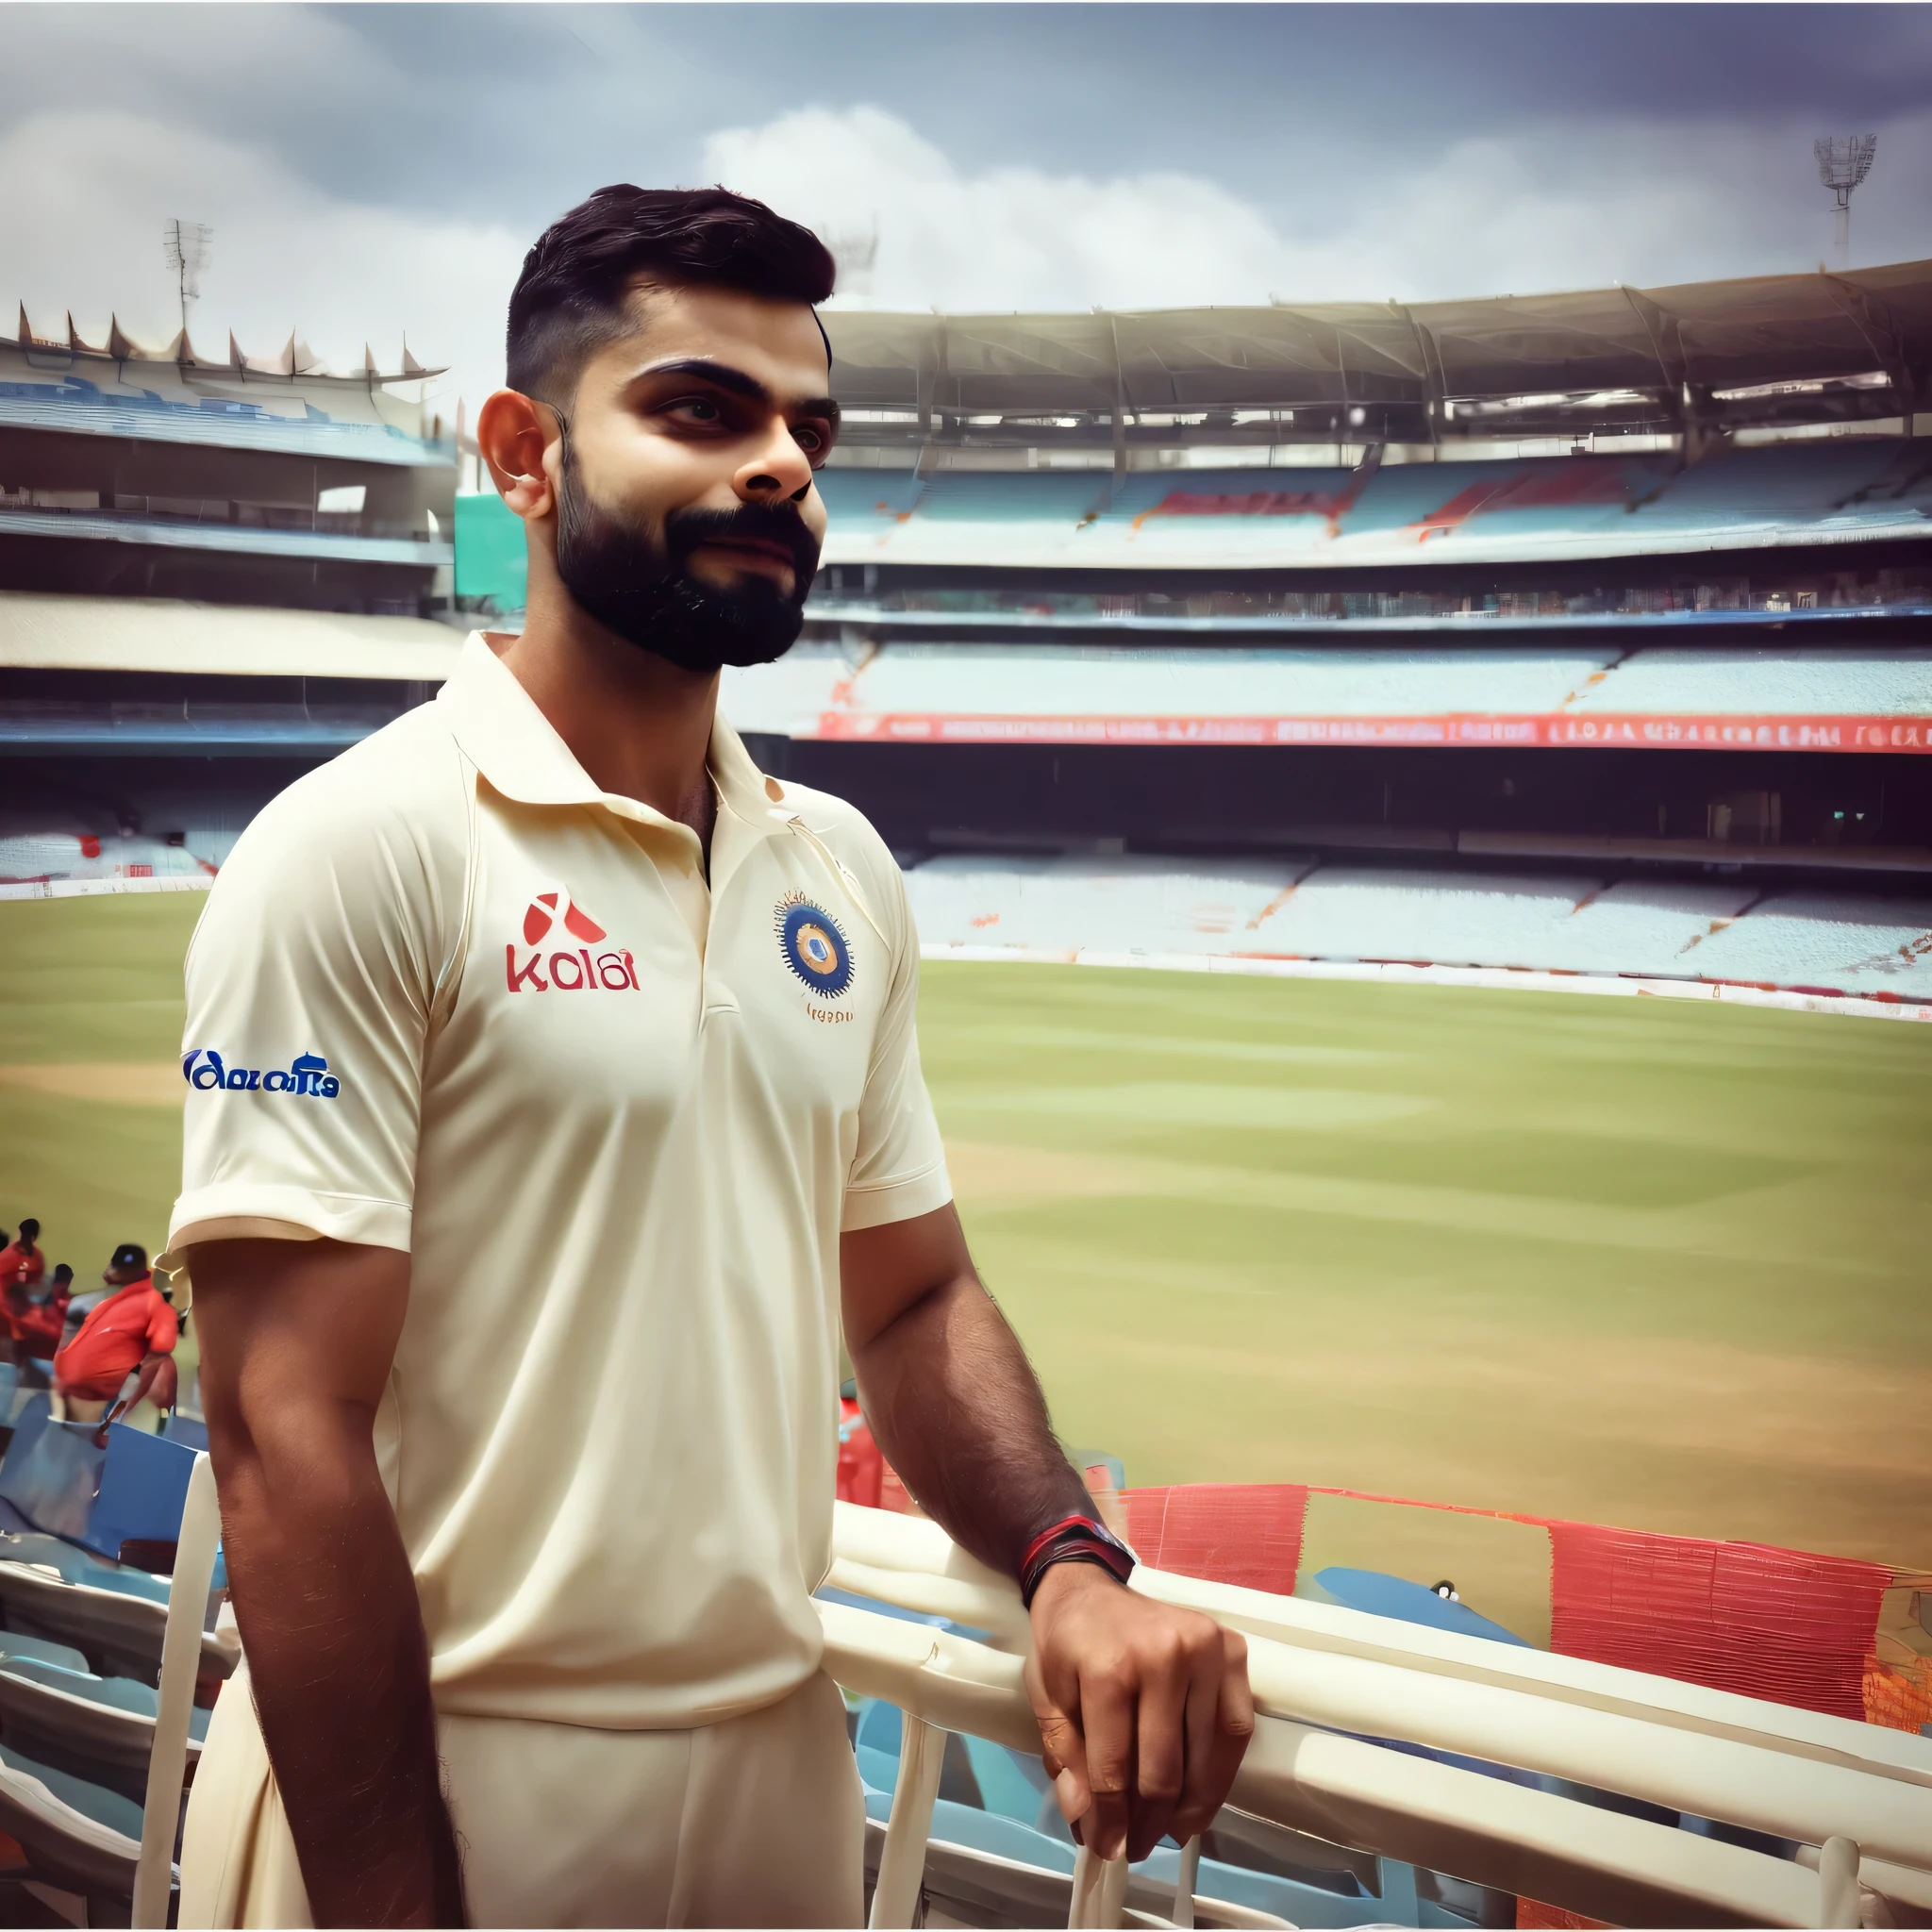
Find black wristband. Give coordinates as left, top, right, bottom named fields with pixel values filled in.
left=1019, top=1514, right=1136, bottom=1608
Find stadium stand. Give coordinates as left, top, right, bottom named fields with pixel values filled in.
left=6, top=264, right=1931, bottom=1008
left=730, top=269, right=1932, bottom=1005
left=903, top=857, right=1932, bottom=1001
left=803, top=441, right=1932, bottom=571
left=901, top=855, right=1319, bottom=956
left=0, top=326, right=454, bottom=613
left=725, top=641, right=1932, bottom=743
left=812, top=470, right=929, bottom=525
left=816, top=449, right=1932, bottom=569
left=1683, top=890, right=1932, bottom=995
left=0, top=316, right=458, bottom=891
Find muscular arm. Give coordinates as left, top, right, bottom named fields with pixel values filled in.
left=843, top=1206, right=1251, bottom=1864
left=189, top=1238, right=464, bottom=1928
left=843, top=1207, right=1091, bottom=1580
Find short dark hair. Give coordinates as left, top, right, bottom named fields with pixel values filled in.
left=507, top=185, right=836, bottom=405
left=17, top=1219, right=37, bottom=1240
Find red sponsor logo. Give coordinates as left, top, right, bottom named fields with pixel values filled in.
left=506, top=891, right=640, bottom=992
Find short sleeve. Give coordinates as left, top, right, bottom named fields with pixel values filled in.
left=146, top=1297, right=179, bottom=1356
left=168, top=732, right=464, bottom=1257
left=842, top=861, right=952, bottom=1232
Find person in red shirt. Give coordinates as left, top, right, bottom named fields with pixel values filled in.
left=0, top=1220, right=45, bottom=1344
left=13, top=1263, right=72, bottom=1382
left=53, top=1244, right=177, bottom=1424
left=0, top=1220, right=43, bottom=1291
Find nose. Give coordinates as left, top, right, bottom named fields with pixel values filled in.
left=732, top=416, right=815, bottom=506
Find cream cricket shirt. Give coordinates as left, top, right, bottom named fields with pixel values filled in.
left=168, top=632, right=951, bottom=1729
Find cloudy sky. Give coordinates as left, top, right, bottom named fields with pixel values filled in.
left=2, top=3, right=1926, bottom=419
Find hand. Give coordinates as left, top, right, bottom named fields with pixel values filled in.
left=1024, top=1561, right=1254, bottom=1864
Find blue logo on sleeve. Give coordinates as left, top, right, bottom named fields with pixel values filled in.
left=775, top=895, right=854, bottom=999
left=183, top=1050, right=341, bottom=1099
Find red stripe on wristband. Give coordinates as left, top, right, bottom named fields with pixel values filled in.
left=1021, top=1513, right=1102, bottom=1575
left=1019, top=1516, right=1136, bottom=1607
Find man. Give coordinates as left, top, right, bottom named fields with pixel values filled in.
left=0, top=1218, right=44, bottom=1319
left=170, top=185, right=1251, bottom=1929
left=52, top=1244, right=176, bottom=1424
left=14, top=1262, right=72, bottom=1383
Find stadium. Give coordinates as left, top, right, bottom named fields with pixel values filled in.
left=0, top=251, right=1927, bottom=1930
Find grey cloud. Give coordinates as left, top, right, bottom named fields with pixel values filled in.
left=7, top=4, right=1927, bottom=240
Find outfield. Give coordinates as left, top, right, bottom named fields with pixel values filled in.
left=4, top=892, right=1928, bottom=1569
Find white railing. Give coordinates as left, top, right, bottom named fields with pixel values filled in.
left=131, top=1452, right=222, bottom=1929
left=825, top=1502, right=1932, bottom=1930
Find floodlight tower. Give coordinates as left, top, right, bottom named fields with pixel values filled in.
left=826, top=223, right=879, bottom=302
left=1813, top=136, right=1876, bottom=270
left=161, top=218, right=214, bottom=345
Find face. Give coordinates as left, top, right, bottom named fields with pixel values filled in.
left=546, top=283, right=837, bottom=672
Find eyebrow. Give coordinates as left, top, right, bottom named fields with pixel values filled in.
left=632, top=357, right=841, bottom=425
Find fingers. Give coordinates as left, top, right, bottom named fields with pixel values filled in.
left=1030, top=1579, right=1257, bottom=1865
left=1025, top=1649, right=1092, bottom=1840
left=1078, top=1666, right=1136, bottom=1863
left=1171, top=1628, right=1225, bottom=1845
left=1174, top=1626, right=1256, bottom=1844
left=1130, top=1630, right=1191, bottom=1861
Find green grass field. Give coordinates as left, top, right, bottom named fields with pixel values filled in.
left=4, top=893, right=1928, bottom=1568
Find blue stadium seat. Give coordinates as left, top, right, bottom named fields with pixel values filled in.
left=849, top=1693, right=1452, bottom=1925
left=0, top=1635, right=92, bottom=1675
left=0, top=1739, right=142, bottom=1840
left=1102, top=469, right=1356, bottom=524
left=816, top=471, right=926, bottom=524
left=1310, top=1567, right=1533, bottom=1646
left=912, top=473, right=1107, bottom=524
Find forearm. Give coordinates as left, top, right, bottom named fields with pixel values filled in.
left=853, top=1272, right=1091, bottom=1580
left=213, top=1408, right=463, bottom=1927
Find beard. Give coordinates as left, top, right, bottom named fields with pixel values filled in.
left=553, top=441, right=820, bottom=675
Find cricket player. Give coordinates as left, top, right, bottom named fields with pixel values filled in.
left=169, top=185, right=1252, bottom=1928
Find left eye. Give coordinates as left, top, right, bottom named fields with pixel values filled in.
left=670, top=397, right=723, bottom=423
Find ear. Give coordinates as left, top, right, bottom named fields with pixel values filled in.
left=478, top=389, right=560, bottom=522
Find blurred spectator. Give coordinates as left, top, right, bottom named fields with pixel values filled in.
left=0, top=1218, right=44, bottom=1301
left=53, top=1244, right=177, bottom=1424
left=0, top=1221, right=45, bottom=1365
left=13, top=1263, right=73, bottom=1386
left=58, top=1267, right=109, bottom=1353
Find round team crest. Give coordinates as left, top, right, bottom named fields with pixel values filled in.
left=777, top=898, right=854, bottom=998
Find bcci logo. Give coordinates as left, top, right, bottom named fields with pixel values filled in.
left=775, top=892, right=854, bottom=999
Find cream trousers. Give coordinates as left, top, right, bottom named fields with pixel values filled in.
left=179, top=1662, right=865, bottom=1927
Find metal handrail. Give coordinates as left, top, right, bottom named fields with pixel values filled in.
left=825, top=1503, right=1931, bottom=1927
left=131, top=1453, right=221, bottom=1929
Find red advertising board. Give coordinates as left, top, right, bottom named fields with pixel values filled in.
left=811, top=710, right=1932, bottom=753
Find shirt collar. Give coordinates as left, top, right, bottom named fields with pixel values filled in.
left=438, top=632, right=792, bottom=836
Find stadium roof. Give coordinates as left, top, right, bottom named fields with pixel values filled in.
left=824, top=260, right=1932, bottom=420
left=13, top=306, right=443, bottom=386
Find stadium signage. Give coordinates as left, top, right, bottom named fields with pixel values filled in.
left=812, top=711, right=1932, bottom=755
left=182, top=1049, right=341, bottom=1097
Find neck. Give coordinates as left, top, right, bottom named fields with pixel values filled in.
left=497, top=574, right=720, bottom=834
